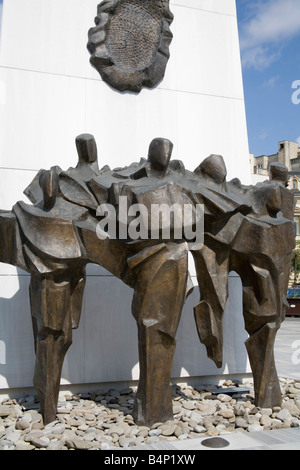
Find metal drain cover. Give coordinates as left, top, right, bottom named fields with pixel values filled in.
left=201, top=437, right=230, bottom=449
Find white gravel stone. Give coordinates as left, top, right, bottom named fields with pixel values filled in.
left=276, top=409, right=292, bottom=422
left=248, top=423, right=264, bottom=433
left=148, top=428, right=162, bottom=437
left=1, top=378, right=300, bottom=450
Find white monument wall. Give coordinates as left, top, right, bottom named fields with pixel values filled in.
left=0, top=0, right=251, bottom=396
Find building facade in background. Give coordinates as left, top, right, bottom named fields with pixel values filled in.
left=250, top=140, right=300, bottom=241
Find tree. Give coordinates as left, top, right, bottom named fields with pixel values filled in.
left=290, top=241, right=300, bottom=287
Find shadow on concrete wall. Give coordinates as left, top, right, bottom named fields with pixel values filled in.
left=0, top=266, right=250, bottom=396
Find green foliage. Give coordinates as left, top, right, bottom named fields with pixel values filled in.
left=290, top=241, right=300, bottom=286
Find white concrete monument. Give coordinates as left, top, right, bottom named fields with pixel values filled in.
left=0, top=0, right=251, bottom=396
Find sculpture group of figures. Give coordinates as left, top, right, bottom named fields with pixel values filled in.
left=0, top=134, right=295, bottom=426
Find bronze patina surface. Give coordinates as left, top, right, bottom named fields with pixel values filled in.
left=0, top=135, right=295, bottom=425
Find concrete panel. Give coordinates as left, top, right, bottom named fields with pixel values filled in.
left=171, top=5, right=243, bottom=99
left=0, top=169, right=37, bottom=211
left=85, top=81, right=179, bottom=170
left=0, top=273, right=34, bottom=389
left=174, top=273, right=250, bottom=379
left=77, top=275, right=137, bottom=384
left=172, top=0, right=236, bottom=17
left=0, top=0, right=95, bottom=78
left=0, top=68, right=86, bottom=171
left=176, top=91, right=251, bottom=183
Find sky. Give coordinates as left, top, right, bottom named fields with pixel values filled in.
left=0, top=0, right=298, bottom=158
left=236, top=0, right=300, bottom=157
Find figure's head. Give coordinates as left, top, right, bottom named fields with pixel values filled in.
left=269, top=162, right=288, bottom=186
left=195, top=154, right=227, bottom=184
left=76, top=134, right=98, bottom=164
left=39, top=168, right=59, bottom=210
left=148, top=138, right=173, bottom=173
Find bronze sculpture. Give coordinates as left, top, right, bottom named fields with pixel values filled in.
left=0, top=135, right=295, bottom=425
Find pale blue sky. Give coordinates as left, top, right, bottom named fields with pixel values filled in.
left=236, top=0, right=300, bottom=157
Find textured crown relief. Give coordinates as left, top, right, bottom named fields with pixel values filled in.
left=87, top=0, right=174, bottom=93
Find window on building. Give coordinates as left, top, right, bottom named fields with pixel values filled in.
left=294, top=217, right=300, bottom=235
left=293, top=180, right=298, bottom=190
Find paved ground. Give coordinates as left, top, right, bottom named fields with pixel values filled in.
left=132, top=427, right=300, bottom=451
left=132, top=317, right=300, bottom=451
left=275, top=317, right=300, bottom=381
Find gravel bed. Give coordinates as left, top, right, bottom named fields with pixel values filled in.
left=1, top=377, right=300, bottom=450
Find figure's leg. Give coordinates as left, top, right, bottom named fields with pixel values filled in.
left=29, top=269, right=85, bottom=424
left=129, top=242, right=188, bottom=426
left=31, top=319, right=73, bottom=424
left=134, top=324, right=177, bottom=425
left=245, top=319, right=282, bottom=408
left=192, top=244, right=230, bottom=368
left=241, top=263, right=283, bottom=408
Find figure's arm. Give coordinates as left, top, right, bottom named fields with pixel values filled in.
left=0, top=211, right=27, bottom=270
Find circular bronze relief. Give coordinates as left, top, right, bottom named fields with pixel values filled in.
left=87, top=0, right=174, bottom=93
